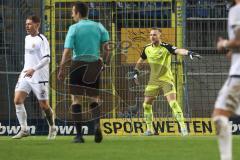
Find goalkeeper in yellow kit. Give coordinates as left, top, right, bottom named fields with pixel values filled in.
left=132, top=28, right=201, bottom=136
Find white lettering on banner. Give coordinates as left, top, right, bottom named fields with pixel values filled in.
left=57, top=126, right=88, bottom=135
left=230, top=121, right=240, bottom=133
left=82, top=126, right=88, bottom=135
left=0, top=122, right=90, bottom=135
left=29, top=126, right=36, bottom=134
left=0, top=123, right=36, bottom=135
left=58, top=126, right=74, bottom=135
left=6, top=126, right=21, bottom=134
left=0, top=123, right=6, bottom=134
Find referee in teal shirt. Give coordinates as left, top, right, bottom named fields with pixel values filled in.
left=58, top=2, right=110, bottom=143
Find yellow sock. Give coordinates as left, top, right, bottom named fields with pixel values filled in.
left=143, top=103, right=153, bottom=132
left=169, top=100, right=186, bottom=129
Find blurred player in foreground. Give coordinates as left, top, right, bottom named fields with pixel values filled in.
left=214, top=0, right=240, bottom=160
left=132, top=28, right=201, bottom=136
left=13, top=15, right=56, bottom=140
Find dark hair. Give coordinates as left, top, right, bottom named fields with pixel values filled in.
left=151, top=27, right=162, bottom=33
left=27, top=15, right=41, bottom=23
left=230, top=0, right=236, bottom=7
left=232, top=2, right=236, bottom=6
left=73, top=2, right=88, bottom=18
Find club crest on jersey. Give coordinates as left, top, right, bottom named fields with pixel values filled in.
left=32, top=44, right=35, bottom=48
left=40, top=90, right=46, bottom=98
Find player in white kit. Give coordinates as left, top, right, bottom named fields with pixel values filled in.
left=12, top=15, right=56, bottom=140
left=213, top=1, right=240, bottom=160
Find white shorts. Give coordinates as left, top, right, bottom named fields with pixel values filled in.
left=215, top=77, right=240, bottom=115
left=15, top=78, right=49, bottom=100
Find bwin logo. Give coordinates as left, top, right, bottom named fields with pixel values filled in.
left=56, top=126, right=89, bottom=135
left=0, top=123, right=36, bottom=135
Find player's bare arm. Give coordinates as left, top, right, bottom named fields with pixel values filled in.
left=24, top=69, right=35, bottom=78
left=174, top=48, right=188, bottom=55
left=217, top=27, right=240, bottom=51
left=58, top=48, right=71, bottom=80
left=102, top=42, right=110, bottom=65
left=134, top=57, right=145, bottom=71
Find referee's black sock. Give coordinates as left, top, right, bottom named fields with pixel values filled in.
left=90, top=102, right=103, bottom=143
left=90, top=102, right=100, bottom=129
left=72, top=104, right=82, bottom=137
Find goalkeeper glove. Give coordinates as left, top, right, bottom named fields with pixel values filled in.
left=188, top=51, right=202, bottom=60
left=131, top=69, right=140, bottom=85
left=133, top=69, right=139, bottom=78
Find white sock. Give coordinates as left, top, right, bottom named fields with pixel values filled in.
left=15, top=104, right=28, bottom=131
left=213, top=116, right=232, bottom=160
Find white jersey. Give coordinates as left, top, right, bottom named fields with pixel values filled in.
left=19, top=34, right=50, bottom=83
left=228, top=4, right=240, bottom=76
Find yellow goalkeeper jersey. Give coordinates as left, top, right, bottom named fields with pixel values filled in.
left=140, top=42, right=177, bottom=85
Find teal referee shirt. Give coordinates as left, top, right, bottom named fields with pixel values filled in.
left=64, top=19, right=109, bottom=62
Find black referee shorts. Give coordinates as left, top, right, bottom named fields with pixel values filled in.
left=69, top=60, right=103, bottom=96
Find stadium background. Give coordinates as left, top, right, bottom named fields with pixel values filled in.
left=0, top=0, right=239, bottom=136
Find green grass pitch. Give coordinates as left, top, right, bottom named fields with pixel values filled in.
left=0, top=136, right=239, bottom=160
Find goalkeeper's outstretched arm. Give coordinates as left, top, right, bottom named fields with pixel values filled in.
left=174, top=48, right=188, bottom=56
left=175, top=49, right=202, bottom=60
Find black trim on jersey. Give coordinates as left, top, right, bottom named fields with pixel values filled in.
left=39, top=81, right=48, bottom=85
left=39, top=81, right=48, bottom=83
left=140, top=44, right=151, bottom=60
left=160, top=42, right=177, bottom=55
left=37, top=33, right=43, bottom=41
left=230, top=75, right=240, bottom=78
left=42, top=55, right=50, bottom=59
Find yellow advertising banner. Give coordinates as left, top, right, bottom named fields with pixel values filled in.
left=121, top=28, right=176, bottom=63
left=101, top=118, right=216, bottom=136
